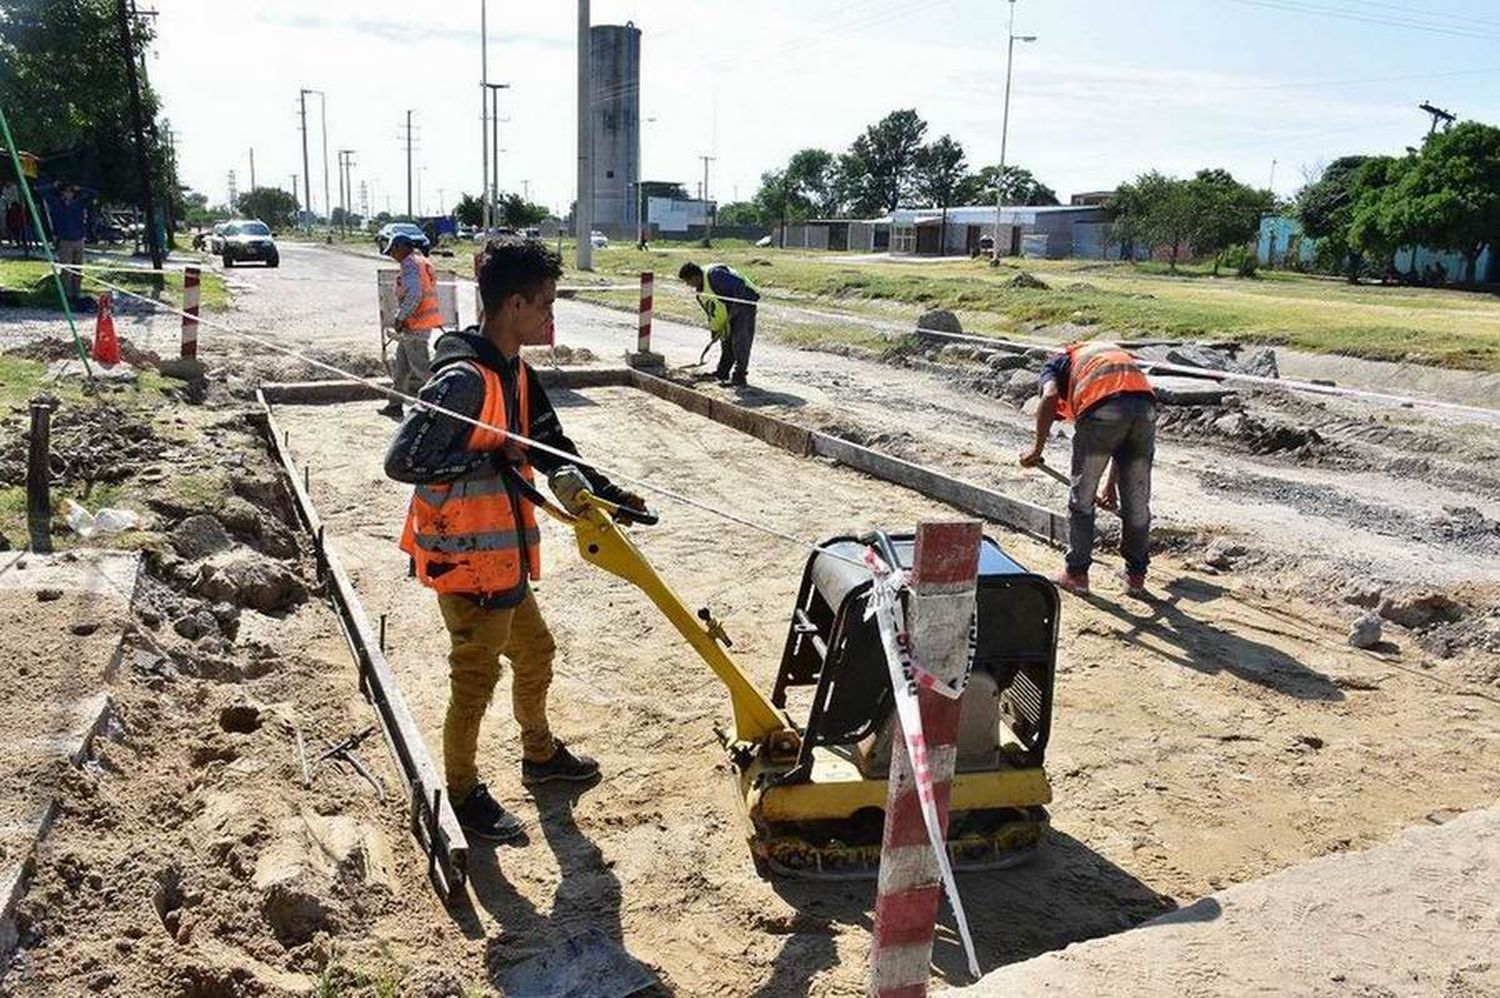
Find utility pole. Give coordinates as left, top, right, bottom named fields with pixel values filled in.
left=299, top=89, right=314, bottom=233
left=438, top=187, right=446, bottom=216
left=359, top=180, right=369, bottom=220
left=1268, top=158, right=1278, bottom=193
left=401, top=109, right=416, bottom=219
left=993, top=0, right=1036, bottom=262
left=485, top=82, right=511, bottom=228
left=480, top=0, right=490, bottom=235
left=337, top=149, right=356, bottom=235
left=116, top=0, right=163, bottom=268
left=699, top=155, right=715, bottom=242
left=1419, top=101, right=1456, bottom=137
left=319, top=91, right=330, bottom=240
left=576, top=0, right=592, bottom=269
left=522, top=179, right=530, bottom=201
left=248, top=147, right=256, bottom=191
left=226, top=170, right=237, bottom=212
left=290, top=173, right=299, bottom=223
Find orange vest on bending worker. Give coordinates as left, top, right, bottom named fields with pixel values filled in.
left=398, top=361, right=541, bottom=594
left=398, top=254, right=445, bottom=332
left=1056, top=341, right=1154, bottom=421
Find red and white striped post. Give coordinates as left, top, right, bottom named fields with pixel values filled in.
left=180, top=265, right=201, bottom=359
left=870, top=519, right=983, bottom=998
left=638, top=270, right=653, bottom=353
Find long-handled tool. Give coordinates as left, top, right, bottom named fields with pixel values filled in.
left=1029, top=458, right=1122, bottom=517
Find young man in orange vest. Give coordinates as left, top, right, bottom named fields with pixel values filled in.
left=1020, top=341, right=1157, bottom=598
left=380, top=233, right=445, bottom=419
left=384, top=239, right=653, bottom=841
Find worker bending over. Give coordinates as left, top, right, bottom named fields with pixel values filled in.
left=678, top=261, right=760, bottom=387
left=380, top=233, right=443, bottom=419
left=1020, top=341, right=1157, bottom=598
left=385, top=239, right=651, bottom=842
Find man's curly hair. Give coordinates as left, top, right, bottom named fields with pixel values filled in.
left=477, top=238, right=563, bottom=312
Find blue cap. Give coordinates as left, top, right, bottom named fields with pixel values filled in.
left=387, top=232, right=419, bottom=253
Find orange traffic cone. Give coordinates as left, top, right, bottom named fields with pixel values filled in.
left=92, top=292, right=120, bottom=367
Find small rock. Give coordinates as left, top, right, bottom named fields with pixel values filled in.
left=1213, top=413, right=1245, bottom=436
left=1021, top=396, right=1042, bottom=416
left=173, top=610, right=218, bottom=641
left=36, top=588, right=64, bottom=602
left=916, top=309, right=963, bottom=336
left=1166, top=346, right=1233, bottom=372
left=1342, top=581, right=1383, bottom=609
left=1416, top=631, right=1454, bottom=659
left=194, top=550, right=308, bottom=614
left=1203, top=537, right=1248, bottom=570
left=70, top=621, right=101, bottom=637
left=986, top=352, right=1030, bottom=371
left=170, top=514, right=233, bottom=562
left=1347, top=612, right=1382, bottom=649
left=1238, top=348, right=1279, bottom=379
left=1007, top=271, right=1050, bottom=290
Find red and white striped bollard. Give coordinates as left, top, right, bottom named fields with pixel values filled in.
left=870, top=519, right=983, bottom=997
left=638, top=271, right=653, bottom=353
left=181, top=265, right=201, bottom=359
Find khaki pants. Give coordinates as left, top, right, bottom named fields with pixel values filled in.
left=437, top=588, right=557, bottom=798
left=389, top=329, right=433, bottom=396
left=57, top=239, right=84, bottom=300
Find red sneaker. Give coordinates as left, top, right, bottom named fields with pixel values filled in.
left=1053, top=570, right=1090, bottom=595
left=1121, top=571, right=1148, bottom=598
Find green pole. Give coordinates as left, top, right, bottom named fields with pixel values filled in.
left=0, top=102, right=95, bottom=379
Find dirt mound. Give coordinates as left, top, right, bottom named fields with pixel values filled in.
left=1007, top=271, right=1050, bottom=290
left=524, top=344, right=597, bottom=366
left=1158, top=404, right=1323, bottom=456
left=192, top=549, right=309, bottom=614
left=0, top=400, right=166, bottom=489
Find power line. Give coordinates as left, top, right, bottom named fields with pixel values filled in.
left=1222, top=0, right=1500, bottom=42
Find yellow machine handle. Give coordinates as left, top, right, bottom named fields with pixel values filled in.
left=540, top=486, right=792, bottom=745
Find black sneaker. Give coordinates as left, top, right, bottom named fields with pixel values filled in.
left=377, top=400, right=404, bottom=420
left=521, top=742, right=600, bottom=785
left=453, top=782, right=524, bottom=842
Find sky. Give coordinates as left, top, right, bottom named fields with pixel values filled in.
left=148, top=0, right=1500, bottom=218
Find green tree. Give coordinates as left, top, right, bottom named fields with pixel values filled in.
left=1109, top=170, right=1196, bottom=270
left=913, top=135, right=968, bottom=253
left=1296, top=155, right=1371, bottom=281
left=454, top=192, right=484, bottom=227
left=1346, top=155, right=1411, bottom=281
left=1382, top=121, right=1500, bottom=284
left=499, top=192, right=549, bottom=227
left=784, top=148, right=841, bottom=217
left=841, top=109, right=928, bottom=216
left=965, top=164, right=1058, bottom=206
left=0, top=0, right=176, bottom=208
left=1187, top=168, right=1275, bottom=275
left=235, top=187, right=298, bottom=231
left=715, top=201, right=761, bottom=225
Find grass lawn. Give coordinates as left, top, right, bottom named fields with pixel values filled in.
left=483, top=240, right=1500, bottom=372
left=0, top=257, right=230, bottom=312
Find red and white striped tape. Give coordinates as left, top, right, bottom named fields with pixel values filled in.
left=181, top=265, right=201, bottom=360
left=638, top=271, right=653, bottom=353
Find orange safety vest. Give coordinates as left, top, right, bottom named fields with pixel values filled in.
left=398, top=254, right=445, bottom=332
left=1057, top=341, right=1154, bottom=421
left=398, top=361, right=541, bottom=594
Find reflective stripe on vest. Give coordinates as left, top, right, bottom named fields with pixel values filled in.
left=400, top=255, right=445, bottom=332
left=696, top=264, right=759, bottom=339
left=1060, top=341, right=1154, bottom=420
left=398, top=360, right=541, bottom=594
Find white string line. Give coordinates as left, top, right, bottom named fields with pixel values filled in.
left=653, top=284, right=1500, bottom=423
left=53, top=263, right=871, bottom=571
left=55, top=260, right=641, bottom=293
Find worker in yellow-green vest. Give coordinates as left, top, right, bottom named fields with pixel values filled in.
left=678, top=261, right=761, bottom=388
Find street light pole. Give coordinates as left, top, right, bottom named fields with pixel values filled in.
left=484, top=82, right=511, bottom=228
left=993, top=0, right=1036, bottom=262
left=299, top=89, right=315, bottom=233
left=576, top=0, right=592, bottom=270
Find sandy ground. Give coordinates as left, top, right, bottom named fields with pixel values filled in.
left=952, top=804, right=1500, bottom=998
left=276, top=385, right=1500, bottom=994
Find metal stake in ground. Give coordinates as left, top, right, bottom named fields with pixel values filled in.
left=870, top=519, right=984, bottom=995
left=26, top=397, right=57, bottom=553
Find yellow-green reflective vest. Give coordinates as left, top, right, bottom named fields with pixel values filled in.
left=697, top=265, right=759, bottom=339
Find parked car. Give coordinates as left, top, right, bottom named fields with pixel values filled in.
left=218, top=219, right=279, bottom=268
left=523, top=227, right=541, bottom=239
left=375, top=222, right=431, bottom=255
left=589, top=230, right=609, bottom=249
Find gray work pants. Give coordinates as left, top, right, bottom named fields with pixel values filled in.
left=1067, top=394, right=1157, bottom=576
left=57, top=239, right=84, bottom=300
left=714, top=303, right=756, bottom=382
left=389, top=329, right=434, bottom=396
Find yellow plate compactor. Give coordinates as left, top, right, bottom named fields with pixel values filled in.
left=546, top=469, right=1058, bottom=878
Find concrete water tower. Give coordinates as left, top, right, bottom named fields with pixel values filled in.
left=590, top=21, right=641, bottom=238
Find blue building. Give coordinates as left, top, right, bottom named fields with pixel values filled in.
left=1257, top=213, right=1496, bottom=283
